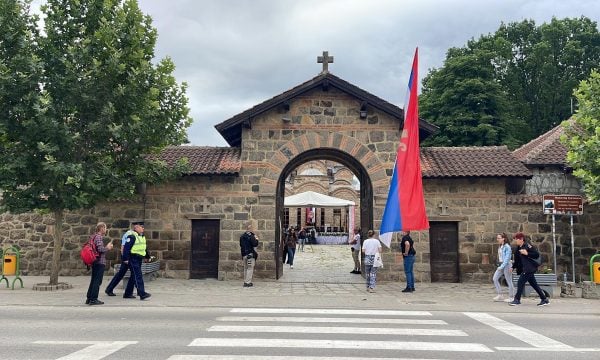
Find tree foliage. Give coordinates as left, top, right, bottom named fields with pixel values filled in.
left=0, top=0, right=192, bottom=284
left=421, top=17, right=600, bottom=148
left=562, top=70, right=600, bottom=202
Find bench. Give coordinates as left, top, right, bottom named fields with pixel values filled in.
left=512, top=273, right=557, bottom=298
left=114, top=261, right=160, bottom=285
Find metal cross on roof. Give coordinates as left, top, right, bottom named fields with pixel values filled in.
left=317, top=51, right=334, bottom=74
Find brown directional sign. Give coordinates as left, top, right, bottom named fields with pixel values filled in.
left=542, top=194, right=583, bottom=215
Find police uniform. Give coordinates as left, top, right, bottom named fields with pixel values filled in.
left=122, top=221, right=151, bottom=300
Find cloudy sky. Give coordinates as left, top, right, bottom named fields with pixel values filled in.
left=32, top=0, right=600, bottom=146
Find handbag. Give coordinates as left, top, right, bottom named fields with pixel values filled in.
left=373, top=253, right=383, bottom=268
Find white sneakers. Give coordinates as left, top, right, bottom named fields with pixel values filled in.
left=504, top=297, right=514, bottom=303
left=290, top=265, right=294, bottom=269
left=493, top=294, right=503, bottom=302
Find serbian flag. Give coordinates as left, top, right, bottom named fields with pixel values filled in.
left=380, top=48, right=429, bottom=248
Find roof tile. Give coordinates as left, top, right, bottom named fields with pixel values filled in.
left=513, top=124, right=567, bottom=166
left=421, top=146, right=531, bottom=178
left=158, top=146, right=241, bottom=175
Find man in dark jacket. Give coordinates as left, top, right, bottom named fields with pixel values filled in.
left=509, top=232, right=549, bottom=306
left=240, top=223, right=259, bottom=287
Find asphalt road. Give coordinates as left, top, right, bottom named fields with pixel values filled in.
left=3, top=305, right=599, bottom=360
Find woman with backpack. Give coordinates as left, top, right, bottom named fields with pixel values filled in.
left=509, top=232, right=549, bottom=307
left=85, top=222, right=113, bottom=305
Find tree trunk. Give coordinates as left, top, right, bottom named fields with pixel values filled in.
left=49, top=209, right=64, bottom=285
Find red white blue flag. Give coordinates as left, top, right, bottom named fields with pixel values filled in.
left=380, top=48, right=429, bottom=247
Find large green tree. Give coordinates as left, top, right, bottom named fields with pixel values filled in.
left=421, top=17, right=600, bottom=147
left=562, top=70, right=600, bottom=202
left=0, top=0, right=192, bottom=285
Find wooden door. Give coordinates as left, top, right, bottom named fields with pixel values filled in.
left=429, top=222, right=459, bottom=282
left=190, top=219, right=219, bottom=279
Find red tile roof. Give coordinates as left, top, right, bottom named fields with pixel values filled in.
left=157, top=145, right=532, bottom=178
left=506, top=194, right=543, bottom=205
left=513, top=124, right=567, bottom=166
left=421, top=146, right=531, bottom=178
left=158, top=146, right=241, bottom=175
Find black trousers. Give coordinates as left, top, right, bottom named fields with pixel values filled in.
left=514, top=272, right=547, bottom=301
left=105, top=261, right=129, bottom=293
left=124, top=255, right=147, bottom=297
left=86, top=262, right=105, bottom=301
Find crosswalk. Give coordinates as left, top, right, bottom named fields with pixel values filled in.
left=171, top=308, right=492, bottom=359
left=30, top=307, right=600, bottom=359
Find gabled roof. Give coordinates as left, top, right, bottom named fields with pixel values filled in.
left=513, top=124, right=567, bottom=166
left=421, top=146, right=531, bottom=178
left=214, top=72, right=438, bottom=146
left=158, top=146, right=241, bottom=175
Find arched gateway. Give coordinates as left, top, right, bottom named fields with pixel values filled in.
left=263, top=138, right=381, bottom=279
left=217, top=63, right=437, bottom=281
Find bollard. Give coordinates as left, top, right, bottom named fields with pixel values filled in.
left=590, top=254, right=600, bottom=285
left=1, top=246, right=23, bottom=290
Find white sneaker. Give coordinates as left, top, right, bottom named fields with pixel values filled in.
left=504, top=297, right=514, bottom=303
left=290, top=265, right=294, bottom=269
left=493, top=294, right=503, bottom=301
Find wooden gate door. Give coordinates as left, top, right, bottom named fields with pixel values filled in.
left=191, top=219, right=219, bottom=279
left=429, top=222, right=459, bottom=282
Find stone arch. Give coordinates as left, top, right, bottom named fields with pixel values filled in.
left=259, top=131, right=388, bottom=279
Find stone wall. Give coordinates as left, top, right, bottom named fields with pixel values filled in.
left=2, top=83, right=599, bottom=283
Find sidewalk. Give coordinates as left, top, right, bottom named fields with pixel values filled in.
left=1, top=275, right=598, bottom=315
left=2, top=246, right=598, bottom=314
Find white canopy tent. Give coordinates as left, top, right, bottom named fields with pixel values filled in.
left=284, top=191, right=355, bottom=207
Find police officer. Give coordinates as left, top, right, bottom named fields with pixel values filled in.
left=104, top=226, right=135, bottom=296
left=122, top=221, right=151, bottom=300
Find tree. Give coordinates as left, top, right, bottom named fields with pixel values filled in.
left=421, top=40, right=521, bottom=147
left=562, top=70, right=600, bottom=202
left=0, top=0, right=192, bottom=285
left=421, top=17, right=600, bottom=148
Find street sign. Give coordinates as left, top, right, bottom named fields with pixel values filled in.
left=543, top=194, right=584, bottom=215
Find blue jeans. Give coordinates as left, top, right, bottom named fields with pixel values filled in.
left=286, top=247, right=296, bottom=265
left=403, top=255, right=415, bottom=288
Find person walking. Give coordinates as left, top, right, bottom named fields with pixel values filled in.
left=104, top=226, right=135, bottom=296
left=85, top=222, right=113, bottom=305
left=401, top=231, right=416, bottom=293
left=349, top=228, right=361, bottom=274
left=492, top=232, right=515, bottom=302
left=298, top=227, right=307, bottom=252
left=122, top=221, right=151, bottom=300
left=286, top=227, right=298, bottom=269
left=362, top=230, right=382, bottom=293
left=509, top=232, right=549, bottom=306
left=240, top=223, right=259, bottom=287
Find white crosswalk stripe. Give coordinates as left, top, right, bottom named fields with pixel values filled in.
left=183, top=307, right=493, bottom=357
left=207, top=325, right=467, bottom=336
left=216, top=316, right=447, bottom=325
left=229, top=308, right=432, bottom=316
left=188, top=338, right=492, bottom=352
left=169, top=356, right=445, bottom=360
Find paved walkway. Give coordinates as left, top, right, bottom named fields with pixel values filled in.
left=279, top=244, right=362, bottom=284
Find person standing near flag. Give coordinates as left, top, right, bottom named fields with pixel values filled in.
left=400, top=231, right=416, bottom=292
left=362, top=230, right=382, bottom=293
